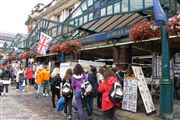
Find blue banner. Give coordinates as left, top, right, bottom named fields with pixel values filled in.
left=153, top=0, right=167, bottom=25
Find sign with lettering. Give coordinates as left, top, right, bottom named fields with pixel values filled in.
left=80, top=26, right=131, bottom=44
left=122, top=78, right=138, bottom=112
left=132, top=66, right=156, bottom=114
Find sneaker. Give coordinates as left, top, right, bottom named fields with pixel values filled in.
left=43, top=93, right=45, bottom=96
left=46, top=94, right=49, bottom=96
left=68, top=115, right=72, bottom=120
left=64, top=113, right=67, bottom=117
left=1, top=93, right=4, bottom=96
left=88, top=115, right=93, bottom=120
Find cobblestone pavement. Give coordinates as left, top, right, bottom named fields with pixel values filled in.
left=0, top=85, right=79, bottom=120
left=1, top=84, right=179, bottom=120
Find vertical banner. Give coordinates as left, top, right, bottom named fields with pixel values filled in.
left=132, top=66, right=156, bottom=114
left=122, top=78, right=138, bottom=112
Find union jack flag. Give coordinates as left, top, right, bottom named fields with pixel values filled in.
left=37, top=32, right=52, bottom=55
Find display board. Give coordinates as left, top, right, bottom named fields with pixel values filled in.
left=59, top=62, right=77, bottom=79
left=79, top=60, right=105, bottom=72
left=122, top=78, right=138, bottom=112
left=132, top=66, right=156, bottom=114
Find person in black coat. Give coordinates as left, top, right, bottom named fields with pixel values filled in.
left=50, top=68, right=62, bottom=108
left=86, top=65, right=98, bottom=119
left=2, top=67, right=11, bottom=96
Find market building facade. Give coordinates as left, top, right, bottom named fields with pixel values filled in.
left=25, top=0, right=180, bottom=69
left=23, top=0, right=179, bottom=119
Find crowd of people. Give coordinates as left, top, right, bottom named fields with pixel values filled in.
left=0, top=62, right=127, bottom=120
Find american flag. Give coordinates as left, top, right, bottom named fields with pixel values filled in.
left=37, top=32, right=52, bottom=55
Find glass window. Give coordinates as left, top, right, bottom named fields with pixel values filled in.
left=122, top=1, right=128, bottom=12
left=81, top=2, right=87, bottom=11
left=84, top=15, right=88, bottom=23
left=94, top=0, right=100, bottom=9
left=87, top=0, right=93, bottom=7
left=71, top=8, right=82, bottom=18
left=75, top=19, right=79, bottom=26
left=69, top=21, right=74, bottom=25
left=94, top=10, right=100, bottom=19
left=114, top=2, right=120, bottom=13
left=79, top=17, right=83, bottom=26
left=101, top=8, right=106, bottom=16
left=107, top=5, right=113, bottom=15
left=89, top=13, right=93, bottom=21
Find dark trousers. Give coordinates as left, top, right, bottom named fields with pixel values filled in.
left=103, top=107, right=118, bottom=120
left=3, top=84, right=9, bottom=93
left=97, top=92, right=102, bottom=108
left=16, top=82, right=19, bottom=89
left=52, top=90, right=60, bottom=108
left=64, top=97, right=72, bottom=116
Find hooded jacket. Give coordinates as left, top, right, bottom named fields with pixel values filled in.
left=98, top=76, right=119, bottom=111
left=25, top=68, right=33, bottom=79
left=71, top=74, right=85, bottom=93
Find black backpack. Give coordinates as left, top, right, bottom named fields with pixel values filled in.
left=109, top=82, right=123, bottom=103
left=62, top=81, right=72, bottom=97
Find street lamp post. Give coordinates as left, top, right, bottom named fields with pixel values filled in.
left=160, top=22, right=173, bottom=119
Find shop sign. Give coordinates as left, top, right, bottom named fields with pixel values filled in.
left=80, top=26, right=132, bottom=44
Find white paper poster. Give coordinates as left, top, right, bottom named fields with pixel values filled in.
left=132, top=66, right=156, bottom=114
left=60, top=62, right=77, bottom=79
left=122, top=79, right=138, bottom=112
left=78, top=60, right=105, bottom=72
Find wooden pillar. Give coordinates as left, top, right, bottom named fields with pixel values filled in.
left=113, top=45, right=132, bottom=69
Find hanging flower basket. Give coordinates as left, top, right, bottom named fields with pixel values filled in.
left=61, top=40, right=82, bottom=53
left=169, top=13, right=180, bottom=36
left=129, top=21, right=159, bottom=42
left=50, top=40, right=82, bottom=54
left=19, top=51, right=37, bottom=60
left=50, top=43, right=62, bottom=54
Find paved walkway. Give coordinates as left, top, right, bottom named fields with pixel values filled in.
left=0, top=84, right=179, bottom=120
left=0, top=85, right=79, bottom=120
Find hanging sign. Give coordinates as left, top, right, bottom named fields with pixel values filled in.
left=132, top=66, right=156, bottom=114
left=122, top=78, right=138, bottom=112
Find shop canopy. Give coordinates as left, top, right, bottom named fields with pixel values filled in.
left=24, top=0, right=177, bottom=53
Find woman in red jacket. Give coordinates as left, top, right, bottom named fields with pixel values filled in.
left=25, top=66, right=33, bottom=86
left=98, top=69, right=119, bottom=120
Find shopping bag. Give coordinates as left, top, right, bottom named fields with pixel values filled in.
left=56, top=97, right=65, bottom=112
left=22, top=80, right=26, bottom=87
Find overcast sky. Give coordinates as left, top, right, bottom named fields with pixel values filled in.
left=0, top=0, right=52, bottom=34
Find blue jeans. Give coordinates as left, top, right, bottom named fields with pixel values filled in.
left=86, top=95, right=94, bottom=116
left=75, top=92, right=84, bottom=120
left=19, top=81, right=24, bottom=92
left=36, top=84, right=42, bottom=98
left=43, top=80, right=50, bottom=94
